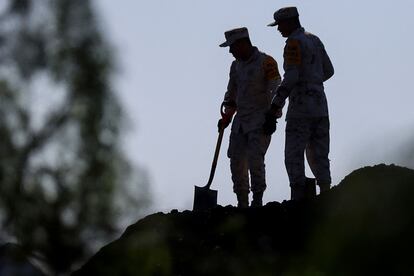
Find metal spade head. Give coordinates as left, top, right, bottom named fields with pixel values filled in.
left=193, top=105, right=225, bottom=212
left=193, top=185, right=218, bottom=211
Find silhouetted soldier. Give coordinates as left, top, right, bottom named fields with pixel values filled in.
left=264, top=7, right=334, bottom=200
left=219, top=27, right=281, bottom=207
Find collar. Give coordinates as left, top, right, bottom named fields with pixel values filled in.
left=240, top=46, right=259, bottom=65
left=288, top=27, right=305, bottom=39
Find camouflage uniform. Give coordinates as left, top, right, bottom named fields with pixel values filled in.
left=223, top=46, right=281, bottom=195
left=270, top=22, right=334, bottom=194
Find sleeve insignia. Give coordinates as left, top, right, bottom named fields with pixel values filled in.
left=263, top=55, right=281, bottom=81
left=284, top=39, right=301, bottom=65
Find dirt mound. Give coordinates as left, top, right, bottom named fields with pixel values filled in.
left=73, top=164, right=414, bottom=276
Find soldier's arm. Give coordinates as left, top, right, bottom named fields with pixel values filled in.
left=322, top=45, right=334, bottom=81
left=263, top=55, right=281, bottom=99
left=223, top=61, right=237, bottom=114
left=272, top=39, right=301, bottom=108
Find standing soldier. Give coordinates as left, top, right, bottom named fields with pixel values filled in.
left=219, top=27, right=281, bottom=207
left=265, top=7, right=334, bottom=200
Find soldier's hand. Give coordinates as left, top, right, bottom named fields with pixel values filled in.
left=274, top=108, right=283, bottom=119
left=217, top=117, right=231, bottom=132
left=263, top=113, right=277, bottom=135
left=270, top=103, right=283, bottom=119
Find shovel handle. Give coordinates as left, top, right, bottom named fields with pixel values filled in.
left=220, top=102, right=226, bottom=118
left=205, top=103, right=227, bottom=189
left=205, top=128, right=224, bottom=189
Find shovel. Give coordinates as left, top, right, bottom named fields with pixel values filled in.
left=193, top=104, right=226, bottom=211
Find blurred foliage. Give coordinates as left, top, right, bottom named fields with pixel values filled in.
left=0, top=0, right=150, bottom=274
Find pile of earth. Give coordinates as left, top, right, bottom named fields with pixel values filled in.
left=73, top=164, right=414, bottom=276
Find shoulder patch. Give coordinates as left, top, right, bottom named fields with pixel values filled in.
left=263, top=55, right=281, bottom=81
left=284, top=39, right=301, bottom=65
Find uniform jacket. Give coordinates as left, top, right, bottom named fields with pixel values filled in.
left=224, top=47, right=281, bottom=133
left=272, top=27, right=334, bottom=119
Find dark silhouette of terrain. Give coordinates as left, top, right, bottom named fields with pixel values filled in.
left=73, top=164, right=414, bottom=276
left=0, top=243, right=45, bottom=276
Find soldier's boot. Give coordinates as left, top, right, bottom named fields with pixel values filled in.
left=318, top=181, right=331, bottom=194
left=305, top=177, right=317, bottom=199
left=291, top=185, right=306, bottom=201
left=251, top=191, right=263, bottom=207
left=236, top=192, right=249, bottom=208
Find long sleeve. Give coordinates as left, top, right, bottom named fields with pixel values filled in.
left=321, top=44, right=334, bottom=81
left=263, top=55, right=281, bottom=100
left=223, top=61, right=238, bottom=116
left=272, top=39, right=301, bottom=107
left=224, top=61, right=237, bottom=104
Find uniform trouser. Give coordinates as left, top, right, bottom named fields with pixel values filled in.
left=227, top=129, right=271, bottom=194
left=285, top=117, right=331, bottom=188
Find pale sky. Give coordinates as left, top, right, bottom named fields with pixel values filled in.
left=96, top=0, right=414, bottom=213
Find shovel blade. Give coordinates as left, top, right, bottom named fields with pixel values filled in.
left=193, top=185, right=218, bottom=211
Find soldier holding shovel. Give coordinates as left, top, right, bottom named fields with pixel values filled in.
left=219, top=27, right=281, bottom=207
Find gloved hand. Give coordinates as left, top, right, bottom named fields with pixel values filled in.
left=217, top=116, right=231, bottom=132
left=217, top=101, right=236, bottom=132
left=263, top=113, right=277, bottom=135
left=270, top=103, right=283, bottom=119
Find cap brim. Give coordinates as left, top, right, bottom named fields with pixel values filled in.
left=267, top=21, right=278, bottom=27
left=219, top=41, right=230, bottom=47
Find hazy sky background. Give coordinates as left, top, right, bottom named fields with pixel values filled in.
left=95, top=0, right=414, bottom=213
